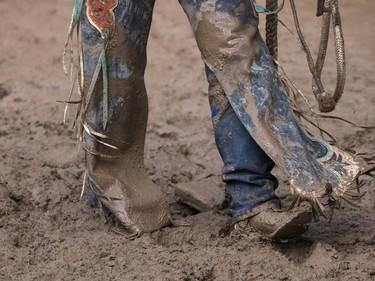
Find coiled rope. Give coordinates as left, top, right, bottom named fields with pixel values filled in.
left=261, top=0, right=346, bottom=113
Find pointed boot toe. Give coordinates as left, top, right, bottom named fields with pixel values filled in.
left=248, top=203, right=313, bottom=240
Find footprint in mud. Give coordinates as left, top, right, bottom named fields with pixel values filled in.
left=272, top=238, right=315, bottom=263
left=0, top=84, right=10, bottom=99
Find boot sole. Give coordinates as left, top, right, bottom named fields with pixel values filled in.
left=270, top=210, right=312, bottom=240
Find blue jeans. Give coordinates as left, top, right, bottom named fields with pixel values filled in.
left=206, top=65, right=278, bottom=218
left=214, top=105, right=278, bottom=217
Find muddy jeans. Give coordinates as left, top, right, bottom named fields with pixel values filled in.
left=81, top=0, right=362, bottom=220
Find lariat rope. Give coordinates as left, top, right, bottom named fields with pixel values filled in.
left=289, top=0, right=346, bottom=113
left=265, top=0, right=279, bottom=65
left=259, top=0, right=346, bottom=113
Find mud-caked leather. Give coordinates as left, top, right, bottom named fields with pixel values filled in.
left=80, top=0, right=171, bottom=235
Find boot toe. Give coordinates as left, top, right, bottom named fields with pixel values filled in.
left=248, top=203, right=313, bottom=240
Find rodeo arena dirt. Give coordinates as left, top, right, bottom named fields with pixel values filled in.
left=0, top=0, right=374, bottom=280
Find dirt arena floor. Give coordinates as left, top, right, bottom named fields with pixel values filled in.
left=0, top=1, right=374, bottom=280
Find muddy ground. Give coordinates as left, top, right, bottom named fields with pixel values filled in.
left=0, top=0, right=374, bottom=280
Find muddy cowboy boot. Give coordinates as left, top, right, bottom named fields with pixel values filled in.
left=74, top=0, right=171, bottom=236
left=206, top=67, right=312, bottom=240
